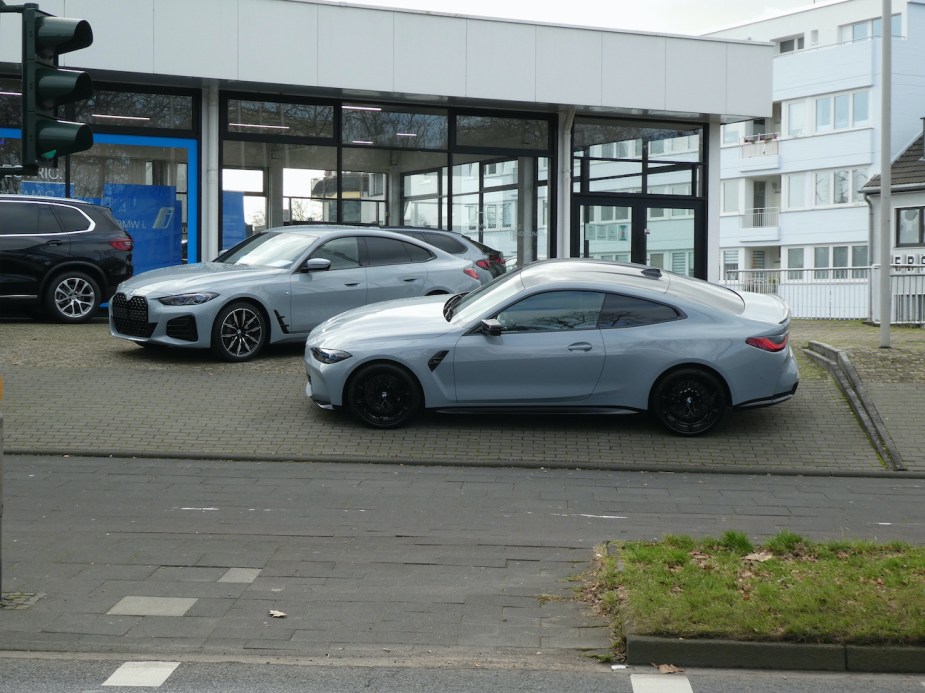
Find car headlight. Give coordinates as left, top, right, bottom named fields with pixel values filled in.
left=157, top=292, right=219, bottom=306
left=311, top=347, right=352, bottom=364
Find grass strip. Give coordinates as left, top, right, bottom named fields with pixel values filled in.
left=581, top=531, right=925, bottom=648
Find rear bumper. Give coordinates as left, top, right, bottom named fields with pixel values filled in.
left=734, top=381, right=799, bottom=410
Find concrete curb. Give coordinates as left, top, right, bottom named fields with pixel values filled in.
left=6, top=448, right=925, bottom=479
left=625, top=634, right=925, bottom=673
left=802, top=341, right=906, bottom=471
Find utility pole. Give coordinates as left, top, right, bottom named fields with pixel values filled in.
left=879, top=0, right=892, bottom=347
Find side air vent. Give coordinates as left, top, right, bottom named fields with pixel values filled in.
left=428, top=350, right=449, bottom=371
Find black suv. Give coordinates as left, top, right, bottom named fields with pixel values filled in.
left=0, top=195, right=134, bottom=323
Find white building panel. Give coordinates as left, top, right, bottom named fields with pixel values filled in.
left=773, top=41, right=875, bottom=101
left=601, top=34, right=668, bottom=112
left=154, top=0, right=238, bottom=80
left=465, top=20, right=537, bottom=102
left=535, top=26, right=603, bottom=107
left=779, top=129, right=874, bottom=173
left=725, top=42, right=774, bottom=118
left=238, top=0, right=319, bottom=86
left=395, top=13, right=467, bottom=99
left=63, top=0, right=155, bottom=72
left=664, top=39, right=730, bottom=116
left=779, top=207, right=869, bottom=246
left=316, top=5, right=394, bottom=91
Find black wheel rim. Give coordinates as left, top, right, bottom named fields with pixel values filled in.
left=353, top=371, right=413, bottom=426
left=658, top=376, right=723, bottom=435
left=53, top=277, right=96, bottom=319
left=219, top=307, right=263, bottom=359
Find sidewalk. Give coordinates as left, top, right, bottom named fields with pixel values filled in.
left=1, top=455, right=922, bottom=668
left=0, top=317, right=922, bottom=475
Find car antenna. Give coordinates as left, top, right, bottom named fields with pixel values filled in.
left=641, top=268, right=662, bottom=279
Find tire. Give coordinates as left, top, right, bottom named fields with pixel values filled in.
left=210, top=301, right=267, bottom=362
left=347, top=363, right=421, bottom=429
left=650, top=368, right=727, bottom=436
left=43, top=271, right=101, bottom=323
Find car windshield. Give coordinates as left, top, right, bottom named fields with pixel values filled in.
left=446, top=270, right=524, bottom=323
left=215, top=232, right=318, bottom=268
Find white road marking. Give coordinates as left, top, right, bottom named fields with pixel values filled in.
left=103, top=661, right=180, bottom=687
left=631, top=673, right=694, bottom=693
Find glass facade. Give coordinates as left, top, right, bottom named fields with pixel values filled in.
left=220, top=97, right=553, bottom=269
left=1, top=79, right=198, bottom=271
left=572, top=117, right=706, bottom=276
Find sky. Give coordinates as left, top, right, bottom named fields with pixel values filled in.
left=348, top=0, right=818, bottom=35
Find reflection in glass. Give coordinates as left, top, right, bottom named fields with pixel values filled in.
left=77, top=90, right=195, bottom=131
left=456, top=115, right=548, bottom=150
left=342, top=106, right=447, bottom=149
left=227, top=100, right=335, bottom=139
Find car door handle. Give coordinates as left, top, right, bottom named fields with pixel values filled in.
left=402, top=277, right=419, bottom=282
left=568, top=342, right=593, bottom=352
left=344, top=281, right=360, bottom=286
left=45, top=240, right=66, bottom=246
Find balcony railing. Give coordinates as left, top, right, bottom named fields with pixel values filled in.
left=742, top=207, right=779, bottom=228
left=742, top=132, right=780, bottom=157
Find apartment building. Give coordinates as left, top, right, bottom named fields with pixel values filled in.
left=708, top=0, right=925, bottom=319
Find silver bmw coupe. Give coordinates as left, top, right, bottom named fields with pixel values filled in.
left=304, top=259, right=800, bottom=436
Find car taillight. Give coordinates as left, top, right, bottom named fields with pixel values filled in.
left=463, top=267, right=480, bottom=281
left=110, top=239, right=134, bottom=251
left=476, top=259, right=491, bottom=270
left=746, top=333, right=789, bottom=352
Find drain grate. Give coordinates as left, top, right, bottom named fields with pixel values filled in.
left=0, top=592, right=45, bottom=610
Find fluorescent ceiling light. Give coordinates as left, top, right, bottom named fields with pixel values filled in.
left=351, top=140, right=374, bottom=145
left=229, top=122, right=290, bottom=130
left=343, top=105, right=381, bottom=112
left=396, top=133, right=417, bottom=137
left=0, top=90, right=21, bottom=97
left=92, top=114, right=151, bottom=122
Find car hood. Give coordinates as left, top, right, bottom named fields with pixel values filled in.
left=309, top=295, right=454, bottom=346
left=117, top=262, right=282, bottom=296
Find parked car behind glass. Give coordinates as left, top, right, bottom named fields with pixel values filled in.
left=387, top=227, right=505, bottom=284
left=110, top=225, right=481, bottom=362
left=304, top=259, right=800, bottom=436
left=0, top=194, right=134, bottom=323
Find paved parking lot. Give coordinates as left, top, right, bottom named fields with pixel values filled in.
left=2, top=315, right=922, bottom=475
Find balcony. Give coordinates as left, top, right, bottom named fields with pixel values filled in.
left=742, top=132, right=779, bottom=157
left=736, top=207, right=779, bottom=243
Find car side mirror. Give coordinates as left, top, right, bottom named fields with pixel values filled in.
left=302, top=258, right=332, bottom=272
left=481, top=318, right=503, bottom=337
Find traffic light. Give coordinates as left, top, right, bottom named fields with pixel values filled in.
left=20, top=3, right=94, bottom=171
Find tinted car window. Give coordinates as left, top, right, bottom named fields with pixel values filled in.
left=313, top=236, right=360, bottom=270
left=597, top=293, right=680, bottom=328
left=0, top=201, right=62, bottom=235
left=422, top=232, right=466, bottom=254
left=53, top=204, right=91, bottom=232
left=404, top=241, right=433, bottom=263
left=365, top=237, right=429, bottom=266
left=496, top=290, right=604, bottom=332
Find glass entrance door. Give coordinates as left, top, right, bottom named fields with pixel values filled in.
left=574, top=199, right=701, bottom=277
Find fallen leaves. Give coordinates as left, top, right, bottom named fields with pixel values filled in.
left=268, top=609, right=287, bottom=618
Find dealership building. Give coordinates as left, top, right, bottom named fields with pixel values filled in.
left=0, top=0, right=772, bottom=278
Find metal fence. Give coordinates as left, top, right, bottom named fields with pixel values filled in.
left=719, top=266, right=925, bottom=325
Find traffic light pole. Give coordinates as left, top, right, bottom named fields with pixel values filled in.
left=0, top=0, right=94, bottom=177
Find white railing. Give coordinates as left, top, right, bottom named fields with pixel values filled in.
left=742, top=133, right=780, bottom=157
left=721, top=268, right=869, bottom=320
left=721, top=266, right=925, bottom=324
left=742, top=207, right=779, bottom=228
left=870, top=265, right=925, bottom=325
